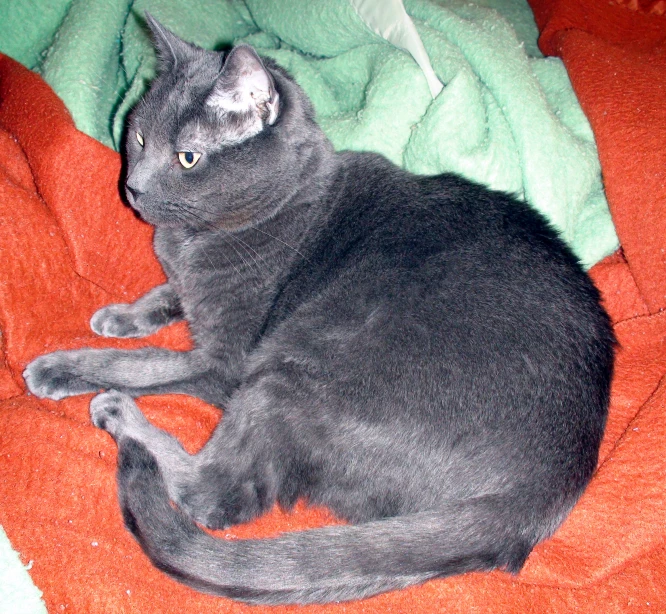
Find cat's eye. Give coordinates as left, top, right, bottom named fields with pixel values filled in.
left=136, top=132, right=144, bottom=147
left=178, top=151, right=202, bottom=169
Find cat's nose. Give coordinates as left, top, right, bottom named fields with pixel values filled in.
left=126, top=185, right=143, bottom=203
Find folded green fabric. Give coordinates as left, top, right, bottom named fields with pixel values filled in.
left=0, top=0, right=617, bottom=267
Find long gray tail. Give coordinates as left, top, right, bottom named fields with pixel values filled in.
left=117, top=439, right=536, bottom=605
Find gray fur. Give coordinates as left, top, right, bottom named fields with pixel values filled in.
left=23, top=16, right=614, bottom=605
left=90, top=283, right=183, bottom=337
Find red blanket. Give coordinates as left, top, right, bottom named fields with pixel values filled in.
left=1, top=2, right=665, bottom=609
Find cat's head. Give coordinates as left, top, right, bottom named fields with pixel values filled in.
left=124, top=15, right=327, bottom=229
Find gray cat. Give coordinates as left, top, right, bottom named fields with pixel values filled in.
left=23, top=16, right=614, bottom=605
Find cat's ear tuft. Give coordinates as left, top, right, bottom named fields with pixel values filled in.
left=207, top=45, right=280, bottom=126
left=145, top=12, right=198, bottom=72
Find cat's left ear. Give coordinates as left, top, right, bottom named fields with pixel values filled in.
left=145, top=12, right=198, bottom=72
left=207, top=45, right=280, bottom=126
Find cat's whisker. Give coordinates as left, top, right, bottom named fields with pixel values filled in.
left=184, top=208, right=260, bottom=281
left=247, top=225, right=308, bottom=261
left=201, top=237, right=249, bottom=284
left=220, top=231, right=273, bottom=276
left=204, top=245, right=249, bottom=284
left=175, top=200, right=274, bottom=278
left=178, top=200, right=308, bottom=278
left=173, top=206, right=250, bottom=283
left=215, top=234, right=254, bottom=276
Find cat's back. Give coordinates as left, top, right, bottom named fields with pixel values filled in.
left=279, top=151, right=605, bottom=325
left=267, top=153, right=613, bottom=404
left=258, top=152, right=613, bottom=512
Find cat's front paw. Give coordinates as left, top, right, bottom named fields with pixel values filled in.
left=90, top=391, right=147, bottom=440
left=90, top=304, right=143, bottom=338
left=23, top=351, right=100, bottom=400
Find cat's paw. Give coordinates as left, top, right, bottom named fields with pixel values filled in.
left=90, top=304, right=144, bottom=338
left=23, top=351, right=100, bottom=400
left=90, top=391, right=147, bottom=439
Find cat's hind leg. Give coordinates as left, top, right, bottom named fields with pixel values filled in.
left=91, top=283, right=183, bottom=338
left=90, top=390, right=273, bottom=530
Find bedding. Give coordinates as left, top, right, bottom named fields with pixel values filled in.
left=0, top=0, right=664, bottom=611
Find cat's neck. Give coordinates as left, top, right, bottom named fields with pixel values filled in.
left=153, top=144, right=339, bottom=291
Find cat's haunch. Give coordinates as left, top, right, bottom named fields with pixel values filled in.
left=23, top=14, right=614, bottom=605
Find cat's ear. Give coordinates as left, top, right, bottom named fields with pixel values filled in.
left=145, top=12, right=198, bottom=71
left=207, top=45, right=280, bottom=126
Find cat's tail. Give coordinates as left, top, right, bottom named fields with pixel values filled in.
left=117, top=439, right=538, bottom=605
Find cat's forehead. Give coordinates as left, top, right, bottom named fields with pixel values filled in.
left=136, top=75, right=264, bottom=149
left=137, top=88, right=260, bottom=152
left=131, top=64, right=212, bottom=136
left=132, top=45, right=281, bottom=151
left=145, top=58, right=218, bottom=113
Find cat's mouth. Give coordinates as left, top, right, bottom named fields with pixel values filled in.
left=124, top=185, right=261, bottom=231
left=123, top=190, right=199, bottom=228
left=125, top=187, right=137, bottom=207
left=124, top=189, right=161, bottom=225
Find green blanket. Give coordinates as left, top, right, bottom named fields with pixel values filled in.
left=0, top=0, right=616, bottom=265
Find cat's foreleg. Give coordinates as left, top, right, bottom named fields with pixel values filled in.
left=91, top=283, right=183, bottom=338
left=24, top=348, right=229, bottom=405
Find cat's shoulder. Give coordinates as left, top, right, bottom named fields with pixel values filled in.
left=331, top=150, right=520, bottom=228
left=328, top=150, right=573, bottom=265
left=335, top=150, right=507, bottom=203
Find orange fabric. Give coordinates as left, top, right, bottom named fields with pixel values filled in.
left=0, top=21, right=665, bottom=611
left=529, top=0, right=666, bottom=313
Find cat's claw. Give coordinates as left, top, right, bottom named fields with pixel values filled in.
left=90, top=391, right=147, bottom=439
left=23, top=352, right=99, bottom=400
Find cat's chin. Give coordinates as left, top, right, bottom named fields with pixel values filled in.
left=129, top=207, right=160, bottom=226
left=127, top=201, right=176, bottom=228
left=133, top=210, right=179, bottom=228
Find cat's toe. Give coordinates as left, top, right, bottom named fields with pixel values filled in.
left=90, top=391, right=143, bottom=438
left=23, top=352, right=96, bottom=400
left=90, top=305, right=140, bottom=338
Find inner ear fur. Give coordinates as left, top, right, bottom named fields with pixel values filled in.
left=207, top=45, right=280, bottom=125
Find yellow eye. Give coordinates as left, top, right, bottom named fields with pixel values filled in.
left=136, top=132, right=144, bottom=147
left=178, top=151, right=201, bottom=169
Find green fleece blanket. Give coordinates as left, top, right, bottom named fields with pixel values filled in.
left=0, top=0, right=617, bottom=267
left=0, top=0, right=618, bottom=267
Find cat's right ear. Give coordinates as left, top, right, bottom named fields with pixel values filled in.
left=145, top=12, right=197, bottom=72
left=207, top=45, right=280, bottom=126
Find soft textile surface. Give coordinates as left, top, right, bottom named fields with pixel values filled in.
left=1, top=3, right=666, bottom=614
left=0, top=0, right=617, bottom=267
left=0, top=527, right=46, bottom=614
left=529, top=0, right=666, bottom=311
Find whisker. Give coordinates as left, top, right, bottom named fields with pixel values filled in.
left=173, top=205, right=248, bottom=283
left=248, top=225, right=308, bottom=261
left=218, top=234, right=253, bottom=273
left=166, top=199, right=306, bottom=278
left=178, top=202, right=259, bottom=278
left=173, top=200, right=275, bottom=277
left=205, top=240, right=247, bottom=283
left=223, top=232, right=273, bottom=275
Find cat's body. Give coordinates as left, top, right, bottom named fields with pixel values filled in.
left=24, top=17, right=614, bottom=605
